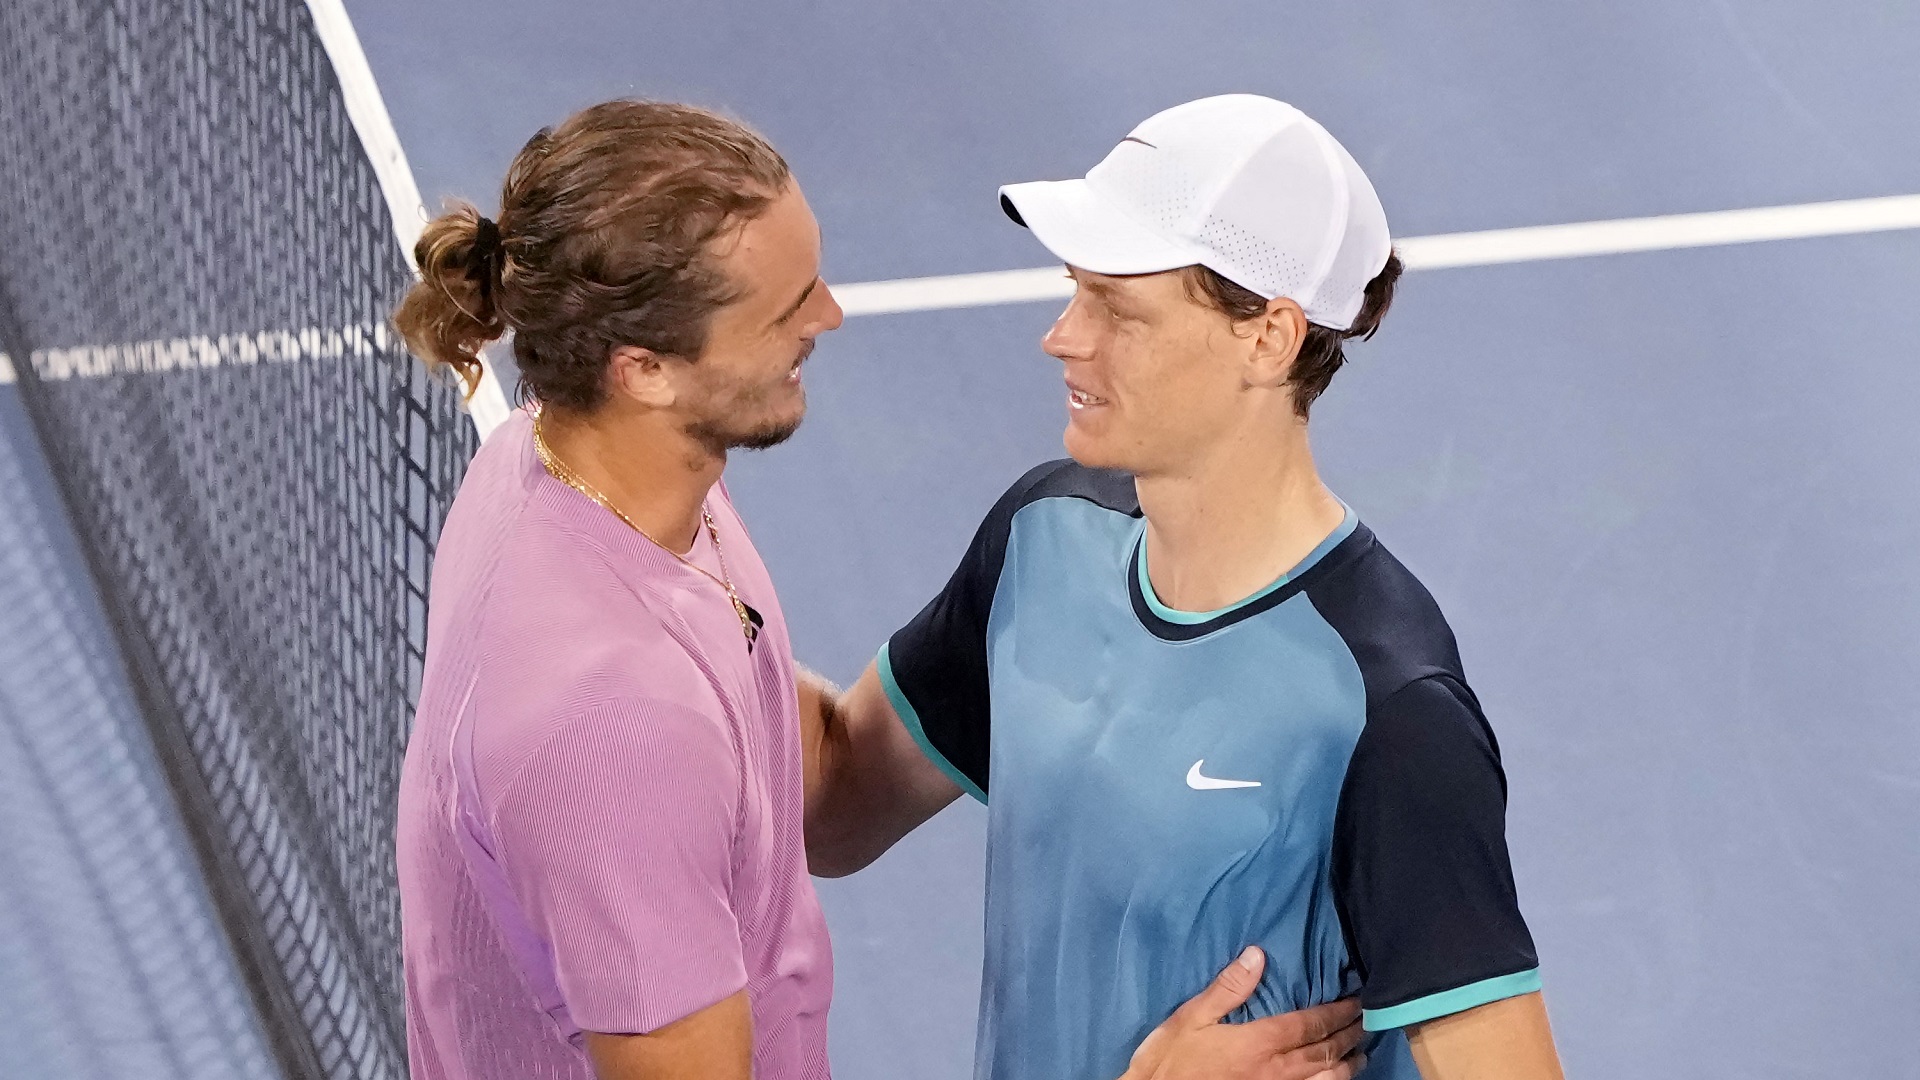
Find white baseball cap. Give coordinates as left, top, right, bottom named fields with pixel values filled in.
left=999, top=94, right=1392, bottom=331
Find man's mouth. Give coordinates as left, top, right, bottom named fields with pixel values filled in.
left=787, top=340, right=815, bottom=383
left=1069, top=387, right=1109, bottom=410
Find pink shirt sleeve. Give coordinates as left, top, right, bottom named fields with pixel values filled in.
left=487, top=697, right=747, bottom=1035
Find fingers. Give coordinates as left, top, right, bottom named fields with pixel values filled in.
left=1132, top=949, right=1268, bottom=1079
left=1304, top=1052, right=1368, bottom=1080
left=1243, top=996, right=1361, bottom=1051
left=1319, top=1019, right=1364, bottom=1063
left=1270, top=1015, right=1366, bottom=1080
left=1167, top=946, right=1267, bottom=1028
left=1297, top=998, right=1362, bottom=1043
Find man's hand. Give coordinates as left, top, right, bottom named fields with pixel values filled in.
left=795, top=666, right=840, bottom=814
left=1123, top=947, right=1367, bottom=1080
left=797, top=662, right=962, bottom=877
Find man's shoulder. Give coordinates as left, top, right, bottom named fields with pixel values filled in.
left=997, top=458, right=1138, bottom=518
left=1302, top=524, right=1469, bottom=706
left=473, top=691, right=736, bottom=803
left=960, top=459, right=1138, bottom=562
left=461, top=523, right=732, bottom=748
left=477, top=561, right=719, bottom=697
left=936, top=460, right=1140, bottom=591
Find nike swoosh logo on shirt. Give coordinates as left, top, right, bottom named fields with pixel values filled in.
left=1186, top=760, right=1262, bottom=790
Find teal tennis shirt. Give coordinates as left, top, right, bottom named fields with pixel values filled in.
left=878, top=461, right=1540, bottom=1080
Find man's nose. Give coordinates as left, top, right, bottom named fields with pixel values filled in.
left=814, top=280, right=845, bottom=334
left=1041, top=298, right=1091, bottom=363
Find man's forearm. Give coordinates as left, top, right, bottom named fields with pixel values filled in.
left=1406, top=992, right=1563, bottom=1080
left=795, top=663, right=962, bottom=877
left=583, top=991, right=752, bottom=1080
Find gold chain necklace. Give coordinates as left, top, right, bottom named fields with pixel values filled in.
left=532, top=407, right=760, bottom=651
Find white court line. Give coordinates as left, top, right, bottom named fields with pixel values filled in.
left=832, top=193, right=1920, bottom=317
left=304, top=0, right=511, bottom=441
left=7, top=194, right=1913, bottom=389
left=0, top=326, right=393, bottom=386
left=299, top=6, right=1920, bottom=407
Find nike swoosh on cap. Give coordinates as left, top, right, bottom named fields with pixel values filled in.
left=1186, top=760, right=1262, bottom=790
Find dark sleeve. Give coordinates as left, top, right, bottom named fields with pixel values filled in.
left=1331, top=674, right=1541, bottom=1031
left=878, top=462, right=1066, bottom=803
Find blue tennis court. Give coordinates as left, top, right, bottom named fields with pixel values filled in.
left=3, top=2, right=1916, bottom=1077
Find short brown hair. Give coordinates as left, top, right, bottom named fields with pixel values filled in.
left=1183, top=253, right=1403, bottom=418
left=393, top=100, right=791, bottom=410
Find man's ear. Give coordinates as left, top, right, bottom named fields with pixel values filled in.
left=1244, top=297, right=1308, bottom=391
left=605, top=344, right=677, bottom=408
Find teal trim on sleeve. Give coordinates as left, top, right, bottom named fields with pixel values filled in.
left=1135, top=502, right=1359, bottom=624
left=876, top=643, right=987, bottom=805
left=1362, top=968, right=1542, bottom=1032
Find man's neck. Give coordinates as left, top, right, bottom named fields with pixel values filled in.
left=1134, top=418, right=1344, bottom=614
left=538, top=401, right=723, bottom=554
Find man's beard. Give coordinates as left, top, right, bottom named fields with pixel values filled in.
left=713, top=404, right=804, bottom=452
left=685, top=400, right=803, bottom=454
left=684, top=346, right=810, bottom=454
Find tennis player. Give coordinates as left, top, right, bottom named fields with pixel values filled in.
left=803, top=95, right=1565, bottom=1080
left=392, top=99, right=1365, bottom=1080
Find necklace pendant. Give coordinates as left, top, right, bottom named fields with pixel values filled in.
left=733, top=597, right=761, bottom=652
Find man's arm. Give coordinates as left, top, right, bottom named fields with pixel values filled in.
left=1406, top=992, right=1562, bottom=1080
left=584, top=991, right=752, bottom=1080
left=489, top=699, right=752, bottom=1065
left=1331, top=675, right=1559, bottom=1072
left=799, top=663, right=961, bottom=877
left=802, top=466, right=1068, bottom=872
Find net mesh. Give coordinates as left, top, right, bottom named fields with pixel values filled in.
left=0, top=398, right=276, bottom=1080
left=0, top=2, right=475, bottom=1077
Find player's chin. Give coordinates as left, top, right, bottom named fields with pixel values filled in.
left=1061, top=423, right=1126, bottom=472
left=730, top=397, right=806, bottom=451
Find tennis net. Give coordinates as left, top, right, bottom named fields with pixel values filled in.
left=0, top=1, right=477, bottom=1077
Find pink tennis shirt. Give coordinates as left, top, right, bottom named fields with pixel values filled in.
left=396, top=407, right=832, bottom=1080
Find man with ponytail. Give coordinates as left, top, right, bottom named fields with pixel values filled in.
left=804, top=96, right=1566, bottom=1080
left=391, top=98, right=1364, bottom=1080
left=394, top=99, right=837, bottom=1080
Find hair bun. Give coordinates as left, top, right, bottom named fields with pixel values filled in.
left=393, top=201, right=510, bottom=402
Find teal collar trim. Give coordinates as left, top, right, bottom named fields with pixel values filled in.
left=1134, top=502, right=1358, bottom=625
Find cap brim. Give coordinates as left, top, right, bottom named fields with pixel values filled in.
left=999, top=179, right=1207, bottom=276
